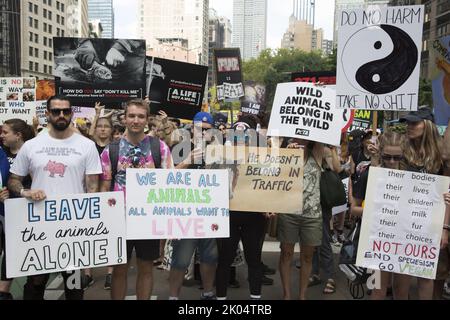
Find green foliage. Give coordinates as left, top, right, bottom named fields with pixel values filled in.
left=418, top=78, right=432, bottom=108
left=242, top=48, right=333, bottom=109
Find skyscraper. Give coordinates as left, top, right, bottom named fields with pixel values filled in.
left=232, top=0, right=267, bottom=61
left=137, top=0, right=209, bottom=66
left=292, top=0, right=315, bottom=26
left=0, top=0, right=21, bottom=76
left=88, top=0, right=114, bottom=38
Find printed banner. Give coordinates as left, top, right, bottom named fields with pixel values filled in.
left=349, top=109, right=383, bottom=131
left=54, top=37, right=146, bottom=108
left=336, top=5, right=424, bottom=110
left=267, top=82, right=342, bottom=146
left=291, top=73, right=354, bottom=133
left=126, top=169, right=229, bottom=239
left=431, top=36, right=450, bottom=125
left=240, top=81, right=266, bottom=116
left=356, top=167, right=450, bottom=279
left=214, top=48, right=244, bottom=100
left=36, top=80, right=56, bottom=125
left=206, top=146, right=304, bottom=214
left=5, top=192, right=127, bottom=278
left=291, top=71, right=337, bottom=85
left=146, top=56, right=208, bottom=120
left=0, top=77, right=37, bottom=124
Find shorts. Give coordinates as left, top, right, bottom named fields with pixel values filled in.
left=170, top=238, right=218, bottom=271
left=276, top=214, right=322, bottom=247
left=126, top=239, right=160, bottom=262
left=436, top=242, right=450, bottom=281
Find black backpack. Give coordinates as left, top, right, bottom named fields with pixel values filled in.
left=108, top=137, right=161, bottom=191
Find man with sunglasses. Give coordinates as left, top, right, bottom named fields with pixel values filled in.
left=99, top=99, right=173, bottom=300
left=8, top=95, right=103, bottom=300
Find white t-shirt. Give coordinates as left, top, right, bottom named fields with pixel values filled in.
left=11, top=132, right=102, bottom=196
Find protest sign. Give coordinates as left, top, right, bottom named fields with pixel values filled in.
left=431, top=35, right=450, bottom=125
left=268, top=82, right=342, bottom=146
left=206, top=146, right=304, bottom=214
left=5, top=192, right=126, bottom=278
left=336, top=5, right=424, bottom=111
left=240, top=81, right=266, bottom=116
left=214, top=48, right=244, bottom=101
left=0, top=77, right=37, bottom=124
left=126, top=169, right=229, bottom=239
left=291, top=73, right=354, bottom=133
left=54, top=37, right=146, bottom=108
left=146, top=56, right=208, bottom=120
left=36, top=80, right=56, bottom=125
left=291, top=71, right=337, bottom=85
left=350, top=109, right=374, bottom=131
left=356, top=167, right=450, bottom=279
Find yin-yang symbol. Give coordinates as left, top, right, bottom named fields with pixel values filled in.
left=341, top=24, right=418, bottom=95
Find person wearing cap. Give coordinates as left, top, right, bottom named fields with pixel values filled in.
left=168, top=111, right=218, bottom=300
left=397, top=106, right=449, bottom=300
left=214, top=116, right=270, bottom=300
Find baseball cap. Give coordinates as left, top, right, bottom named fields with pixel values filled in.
left=193, top=112, right=213, bottom=125
left=399, top=106, right=435, bottom=123
left=213, top=112, right=228, bottom=128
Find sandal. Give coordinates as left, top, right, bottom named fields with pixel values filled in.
left=308, top=275, right=322, bottom=287
left=323, top=279, right=336, bottom=294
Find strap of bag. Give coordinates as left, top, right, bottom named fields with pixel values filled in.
left=150, top=136, right=161, bottom=169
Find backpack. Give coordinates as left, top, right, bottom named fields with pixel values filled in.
left=108, top=137, right=161, bottom=191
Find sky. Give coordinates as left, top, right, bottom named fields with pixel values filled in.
left=114, top=0, right=336, bottom=48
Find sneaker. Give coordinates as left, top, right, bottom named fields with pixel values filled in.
left=200, top=293, right=217, bottom=300
left=228, top=279, right=240, bottom=288
left=262, top=263, right=276, bottom=275
left=0, top=292, right=13, bottom=300
left=82, top=275, right=94, bottom=289
left=261, top=275, right=274, bottom=286
left=104, top=273, right=112, bottom=290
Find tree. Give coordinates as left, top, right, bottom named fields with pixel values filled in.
left=242, top=48, right=331, bottom=110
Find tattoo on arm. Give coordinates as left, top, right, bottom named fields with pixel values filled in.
left=85, top=174, right=99, bottom=193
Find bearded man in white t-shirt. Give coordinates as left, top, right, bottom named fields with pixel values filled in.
left=8, top=95, right=102, bottom=300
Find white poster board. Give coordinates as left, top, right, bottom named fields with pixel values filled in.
left=5, top=192, right=127, bottom=278
left=0, top=77, right=37, bottom=124
left=336, top=5, right=424, bottom=111
left=126, top=169, right=229, bottom=239
left=356, top=167, right=450, bottom=279
left=268, top=82, right=342, bottom=146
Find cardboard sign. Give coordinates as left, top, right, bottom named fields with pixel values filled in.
left=206, top=146, right=304, bottom=214
left=54, top=37, right=146, bottom=108
left=268, top=82, right=342, bottom=146
left=126, top=169, right=229, bottom=239
left=356, top=167, right=450, bottom=279
left=5, top=192, right=127, bottom=278
left=336, top=5, right=424, bottom=111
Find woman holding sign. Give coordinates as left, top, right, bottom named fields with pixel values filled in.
left=277, top=139, right=324, bottom=300
left=351, top=131, right=405, bottom=300
left=0, top=119, right=35, bottom=299
left=398, top=107, right=448, bottom=300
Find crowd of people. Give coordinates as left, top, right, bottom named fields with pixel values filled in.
left=0, top=95, right=448, bottom=301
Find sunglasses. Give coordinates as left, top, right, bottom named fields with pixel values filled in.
left=49, top=108, right=72, bottom=116
left=129, top=146, right=143, bottom=167
left=381, top=154, right=403, bottom=161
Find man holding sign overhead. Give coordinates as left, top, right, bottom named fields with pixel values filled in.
left=7, top=95, right=102, bottom=300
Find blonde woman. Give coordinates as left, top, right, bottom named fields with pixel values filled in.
left=351, top=131, right=405, bottom=300
left=398, top=107, right=448, bottom=300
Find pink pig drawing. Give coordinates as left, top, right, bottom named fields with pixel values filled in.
left=44, top=160, right=67, bottom=177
